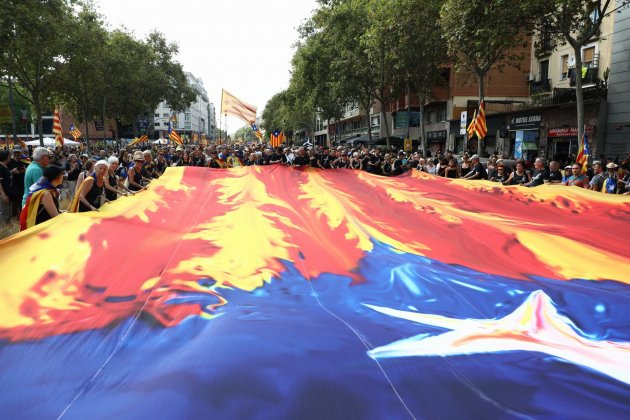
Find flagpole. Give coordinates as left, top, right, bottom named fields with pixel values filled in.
left=225, top=113, right=228, bottom=144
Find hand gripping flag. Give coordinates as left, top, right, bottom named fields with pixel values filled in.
left=221, top=89, right=257, bottom=124
left=53, top=108, right=63, bottom=147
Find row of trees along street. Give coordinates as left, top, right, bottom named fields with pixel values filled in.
left=0, top=0, right=197, bottom=147
left=262, top=0, right=627, bottom=151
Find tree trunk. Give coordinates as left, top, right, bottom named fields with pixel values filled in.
left=418, top=90, right=426, bottom=157
left=83, top=108, right=90, bottom=155
left=382, top=108, right=391, bottom=150
left=33, top=98, right=44, bottom=146
left=573, top=44, right=585, bottom=161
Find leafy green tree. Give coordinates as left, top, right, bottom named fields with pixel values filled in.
left=234, top=125, right=256, bottom=143
left=146, top=32, right=197, bottom=113
left=0, top=0, right=72, bottom=145
left=531, top=0, right=625, bottom=154
left=55, top=4, right=108, bottom=149
left=389, top=0, right=447, bottom=154
left=440, top=0, right=532, bottom=99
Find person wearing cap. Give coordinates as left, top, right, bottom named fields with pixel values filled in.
left=127, top=151, right=147, bottom=192
left=602, top=163, right=620, bottom=194
left=588, top=161, right=606, bottom=192
left=19, top=165, right=65, bottom=230
left=563, top=165, right=573, bottom=183
left=22, top=147, right=51, bottom=207
left=462, top=154, right=487, bottom=180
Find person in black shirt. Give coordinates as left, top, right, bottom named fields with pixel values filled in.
left=490, top=162, right=509, bottom=183
left=524, top=158, right=550, bottom=187
left=8, top=148, right=27, bottom=214
left=462, top=155, right=487, bottom=180
left=191, top=148, right=206, bottom=167
left=292, top=147, right=310, bottom=167
left=368, top=150, right=383, bottom=175
left=548, top=161, right=563, bottom=184
left=65, top=154, right=82, bottom=199
left=392, top=151, right=408, bottom=176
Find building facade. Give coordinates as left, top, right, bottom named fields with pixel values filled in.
left=153, top=72, right=212, bottom=140
left=605, top=2, right=630, bottom=157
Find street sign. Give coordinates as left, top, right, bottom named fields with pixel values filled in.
left=460, top=111, right=467, bottom=135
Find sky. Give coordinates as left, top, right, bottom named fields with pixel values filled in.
left=96, top=0, right=318, bottom=134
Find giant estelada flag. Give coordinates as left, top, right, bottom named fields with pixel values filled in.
left=1, top=167, right=629, bottom=418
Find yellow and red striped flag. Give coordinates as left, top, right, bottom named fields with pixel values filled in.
left=476, top=99, right=488, bottom=139
left=221, top=89, right=257, bottom=124
left=53, top=108, right=63, bottom=147
left=128, top=135, right=148, bottom=147
left=467, top=110, right=478, bottom=140
left=169, top=127, right=183, bottom=145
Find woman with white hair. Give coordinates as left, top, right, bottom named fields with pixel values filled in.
left=71, top=160, right=108, bottom=212
left=104, top=157, right=133, bottom=202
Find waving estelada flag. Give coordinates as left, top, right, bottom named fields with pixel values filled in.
left=251, top=123, right=263, bottom=141
left=270, top=129, right=285, bottom=147
left=69, top=124, right=82, bottom=140
left=221, top=89, right=257, bottom=124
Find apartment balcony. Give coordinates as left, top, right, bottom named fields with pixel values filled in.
left=529, top=78, right=552, bottom=94
left=552, top=84, right=608, bottom=105
left=569, top=67, right=600, bottom=87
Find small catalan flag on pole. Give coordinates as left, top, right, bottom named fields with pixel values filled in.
left=69, top=123, right=82, bottom=140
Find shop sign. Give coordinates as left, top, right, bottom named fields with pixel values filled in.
left=427, top=130, right=447, bottom=141
left=509, top=113, right=542, bottom=130
left=548, top=127, right=578, bottom=137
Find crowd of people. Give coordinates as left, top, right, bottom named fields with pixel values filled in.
left=1, top=142, right=629, bottom=232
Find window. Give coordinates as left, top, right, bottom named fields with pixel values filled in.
left=427, top=111, right=434, bottom=124
left=583, top=47, right=596, bottom=68
left=163, top=113, right=169, bottom=118
left=561, top=55, right=569, bottom=80
left=154, top=113, right=159, bottom=118
left=185, top=113, right=191, bottom=121
left=539, top=60, right=549, bottom=83
left=154, top=122, right=161, bottom=127
left=437, top=108, right=447, bottom=122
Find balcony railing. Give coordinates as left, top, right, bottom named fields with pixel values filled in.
left=529, top=79, right=552, bottom=94
left=569, top=66, right=599, bottom=86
